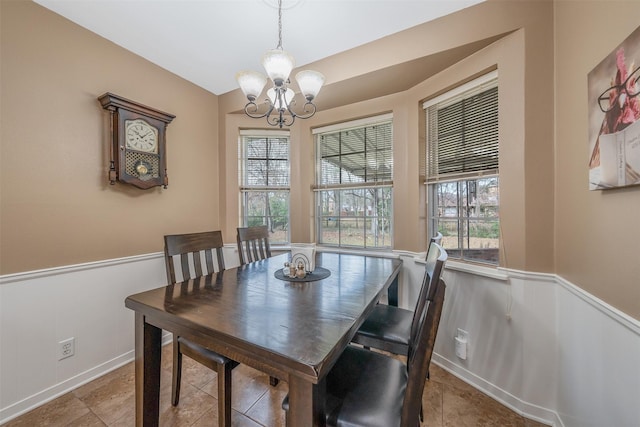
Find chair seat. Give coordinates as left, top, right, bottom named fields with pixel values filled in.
left=164, top=230, right=236, bottom=426
left=351, top=304, right=413, bottom=355
left=177, top=337, right=231, bottom=366
left=283, top=345, right=407, bottom=427
left=351, top=242, right=447, bottom=358
left=284, top=280, right=447, bottom=427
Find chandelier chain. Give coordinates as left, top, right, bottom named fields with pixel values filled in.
left=277, top=0, right=283, bottom=50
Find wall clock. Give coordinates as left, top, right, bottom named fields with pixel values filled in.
left=98, top=93, right=175, bottom=189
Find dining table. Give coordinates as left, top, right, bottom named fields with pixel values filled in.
left=125, top=251, right=403, bottom=427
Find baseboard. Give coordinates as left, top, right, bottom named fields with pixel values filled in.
left=432, top=353, right=563, bottom=427
left=0, top=351, right=132, bottom=424
left=2, top=252, right=637, bottom=426
left=432, top=265, right=640, bottom=427
left=0, top=334, right=172, bottom=425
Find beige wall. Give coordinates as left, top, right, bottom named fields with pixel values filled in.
left=219, top=0, right=555, bottom=271
left=221, top=1, right=639, bottom=319
left=0, top=1, right=220, bottom=274
left=2, top=0, right=638, bottom=320
left=555, top=1, right=640, bottom=318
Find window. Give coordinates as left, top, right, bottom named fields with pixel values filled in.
left=425, top=71, right=499, bottom=264
left=239, top=130, right=289, bottom=244
left=314, top=115, right=393, bottom=248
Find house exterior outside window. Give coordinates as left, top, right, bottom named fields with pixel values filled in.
left=425, top=71, right=499, bottom=264
left=314, top=114, right=393, bottom=249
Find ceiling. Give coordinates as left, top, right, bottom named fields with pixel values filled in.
left=33, top=0, right=485, bottom=96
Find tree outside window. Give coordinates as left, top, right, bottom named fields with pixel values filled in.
left=315, top=116, right=393, bottom=249
left=240, top=132, right=289, bottom=244
left=425, top=72, right=499, bottom=264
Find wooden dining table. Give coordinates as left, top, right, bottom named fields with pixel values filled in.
left=125, top=251, right=402, bottom=427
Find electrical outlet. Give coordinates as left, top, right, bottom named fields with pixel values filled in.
left=456, top=328, right=469, bottom=342
left=455, top=328, right=469, bottom=359
left=58, top=337, right=75, bottom=360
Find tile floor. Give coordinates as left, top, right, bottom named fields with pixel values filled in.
left=6, top=344, right=549, bottom=426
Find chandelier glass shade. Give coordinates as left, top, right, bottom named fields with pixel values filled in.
left=235, top=0, right=325, bottom=128
left=262, top=49, right=295, bottom=86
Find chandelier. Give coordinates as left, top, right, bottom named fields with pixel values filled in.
left=235, top=0, right=325, bottom=128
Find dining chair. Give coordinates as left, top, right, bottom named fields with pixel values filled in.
left=163, top=230, right=238, bottom=427
left=351, top=242, right=447, bottom=356
left=283, top=279, right=447, bottom=427
left=427, top=231, right=443, bottom=260
left=236, top=225, right=272, bottom=265
left=236, top=225, right=279, bottom=386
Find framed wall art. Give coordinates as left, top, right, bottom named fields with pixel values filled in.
left=588, top=25, right=640, bottom=190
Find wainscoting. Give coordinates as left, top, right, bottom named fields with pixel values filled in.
left=1, top=249, right=638, bottom=426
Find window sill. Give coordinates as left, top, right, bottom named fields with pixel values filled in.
left=268, top=244, right=400, bottom=259
left=413, top=255, right=508, bottom=281
left=317, top=246, right=400, bottom=259
left=236, top=243, right=505, bottom=279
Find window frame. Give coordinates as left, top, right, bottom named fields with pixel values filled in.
left=424, top=71, right=500, bottom=265
left=239, top=129, right=290, bottom=244
left=313, top=114, right=394, bottom=249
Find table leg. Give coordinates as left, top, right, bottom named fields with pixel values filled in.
left=134, top=312, right=162, bottom=427
left=286, top=376, right=326, bottom=427
left=388, top=274, right=399, bottom=307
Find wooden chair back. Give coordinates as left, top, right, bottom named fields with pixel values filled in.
left=162, top=230, right=237, bottom=426
left=164, top=230, right=225, bottom=283
left=410, top=242, right=447, bottom=351
left=425, top=242, right=447, bottom=301
left=425, top=231, right=443, bottom=260
left=236, top=225, right=272, bottom=265
left=402, top=279, right=446, bottom=426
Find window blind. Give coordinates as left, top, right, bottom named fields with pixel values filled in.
left=315, top=120, right=393, bottom=190
left=425, top=75, right=498, bottom=182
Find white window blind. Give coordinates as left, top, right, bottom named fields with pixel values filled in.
left=425, top=73, right=498, bottom=182
left=315, top=119, right=393, bottom=190
left=425, top=71, right=500, bottom=265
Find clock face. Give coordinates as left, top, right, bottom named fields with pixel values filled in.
left=125, top=119, right=158, bottom=153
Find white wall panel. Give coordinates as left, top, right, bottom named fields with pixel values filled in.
left=0, top=254, right=167, bottom=423
left=555, top=278, right=640, bottom=427
left=433, top=266, right=528, bottom=416
left=1, top=251, right=638, bottom=426
left=519, top=272, right=558, bottom=417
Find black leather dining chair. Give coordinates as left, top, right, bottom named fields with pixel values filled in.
left=351, top=242, right=447, bottom=356
left=283, top=279, right=447, bottom=427
left=164, top=230, right=238, bottom=427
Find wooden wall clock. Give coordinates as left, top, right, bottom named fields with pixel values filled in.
left=98, top=93, right=175, bottom=189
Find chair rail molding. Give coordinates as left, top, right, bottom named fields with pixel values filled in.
left=1, top=249, right=638, bottom=426
left=0, top=252, right=164, bottom=285
left=0, top=253, right=169, bottom=423
left=429, top=261, right=639, bottom=427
